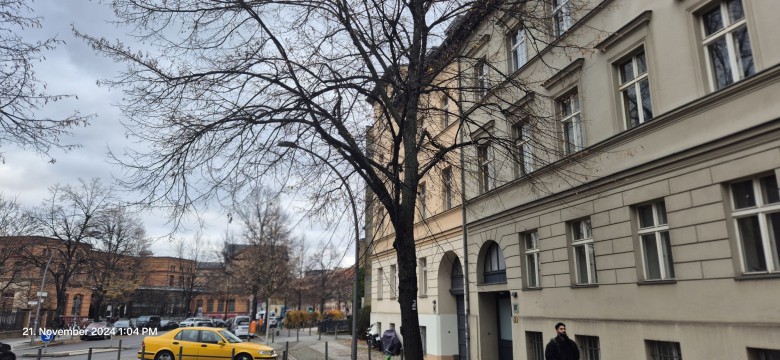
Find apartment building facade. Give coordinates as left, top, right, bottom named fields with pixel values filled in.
left=368, top=0, right=780, bottom=359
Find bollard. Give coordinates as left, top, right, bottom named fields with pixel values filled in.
left=296, top=328, right=299, bottom=342
left=88, top=347, right=93, bottom=360
left=179, top=346, right=183, bottom=360
left=117, top=339, right=123, bottom=360
left=36, top=347, right=42, bottom=360
left=367, top=343, right=371, bottom=360
left=325, top=341, right=328, bottom=360
left=231, top=348, right=236, bottom=360
left=282, top=351, right=287, bottom=360
left=284, top=342, right=289, bottom=360
left=141, top=344, right=146, bottom=360
left=401, top=349, right=404, bottom=360
left=271, top=328, right=275, bottom=343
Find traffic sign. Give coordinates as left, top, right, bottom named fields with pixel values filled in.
left=41, top=331, right=54, bottom=342
left=36, top=292, right=48, bottom=297
left=27, top=301, right=38, bottom=306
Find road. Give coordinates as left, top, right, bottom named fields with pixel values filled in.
left=17, top=334, right=145, bottom=360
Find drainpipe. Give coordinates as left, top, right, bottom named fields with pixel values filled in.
left=457, top=57, right=472, bottom=360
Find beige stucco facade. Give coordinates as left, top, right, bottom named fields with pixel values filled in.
left=368, top=0, right=780, bottom=359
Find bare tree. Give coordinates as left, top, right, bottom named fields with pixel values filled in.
left=23, top=178, right=114, bottom=319
left=234, top=190, right=294, bottom=328
left=0, top=195, right=37, bottom=299
left=0, top=0, right=91, bottom=160
left=79, top=0, right=606, bottom=357
left=88, top=204, right=148, bottom=320
left=175, top=233, right=209, bottom=316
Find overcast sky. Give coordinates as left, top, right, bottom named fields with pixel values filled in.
left=0, top=0, right=352, bottom=263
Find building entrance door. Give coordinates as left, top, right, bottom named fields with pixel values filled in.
left=450, top=258, right=467, bottom=360
left=497, top=294, right=513, bottom=360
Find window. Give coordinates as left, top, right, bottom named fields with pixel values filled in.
left=523, top=231, right=541, bottom=288
left=378, top=268, right=384, bottom=300
left=200, top=330, right=221, bottom=344
left=730, top=174, right=780, bottom=273
left=178, top=275, right=183, bottom=287
left=419, top=258, right=428, bottom=296
left=218, top=300, right=225, bottom=312
left=553, top=0, right=573, bottom=37
left=443, top=167, right=453, bottom=210
left=701, top=0, right=754, bottom=90
left=646, top=340, right=682, bottom=360
left=559, top=90, right=583, bottom=155
left=419, top=183, right=427, bottom=220
left=571, top=218, right=597, bottom=285
left=476, top=59, right=490, bottom=98
left=513, top=121, right=534, bottom=177
left=526, top=331, right=544, bottom=360
left=637, top=201, right=675, bottom=280
left=196, top=299, right=203, bottom=312
left=390, top=265, right=397, bottom=299
left=618, top=50, right=653, bottom=128
left=207, top=299, right=214, bottom=312
left=748, top=348, right=780, bottom=360
left=169, top=275, right=175, bottom=286
left=577, top=335, right=601, bottom=360
left=71, top=294, right=82, bottom=316
left=228, top=299, right=236, bottom=312
left=442, top=95, right=450, bottom=128
left=170, top=265, right=176, bottom=272
left=483, top=242, right=507, bottom=283
left=509, top=27, right=527, bottom=72
left=477, top=142, right=494, bottom=193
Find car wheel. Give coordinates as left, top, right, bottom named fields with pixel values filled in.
left=154, top=351, right=174, bottom=360
left=235, top=353, right=253, bottom=360
left=1, top=352, right=16, bottom=360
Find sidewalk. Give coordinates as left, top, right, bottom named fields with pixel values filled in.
left=257, top=328, right=379, bottom=360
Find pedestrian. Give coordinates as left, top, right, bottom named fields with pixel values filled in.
left=545, top=322, right=579, bottom=360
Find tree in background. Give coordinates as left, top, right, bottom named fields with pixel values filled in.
left=23, top=178, right=114, bottom=319
left=175, top=233, right=209, bottom=316
left=88, top=204, right=148, bottom=320
left=0, top=0, right=91, bottom=161
left=0, top=195, right=37, bottom=309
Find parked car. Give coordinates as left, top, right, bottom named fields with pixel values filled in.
left=268, top=317, right=277, bottom=328
left=159, top=320, right=179, bottom=331
left=81, top=322, right=113, bottom=340
left=229, top=316, right=254, bottom=338
left=137, top=327, right=276, bottom=360
left=0, top=341, right=16, bottom=360
left=113, top=320, right=134, bottom=330
left=179, top=317, right=213, bottom=327
left=211, top=318, right=226, bottom=328
left=136, top=315, right=161, bottom=329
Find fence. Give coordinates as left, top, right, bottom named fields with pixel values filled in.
left=317, top=320, right=351, bottom=334
left=0, top=310, right=29, bottom=331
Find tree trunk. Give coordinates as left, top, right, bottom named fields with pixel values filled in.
left=394, top=223, right=422, bottom=359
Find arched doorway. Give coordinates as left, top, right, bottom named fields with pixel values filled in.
left=450, top=258, right=467, bottom=360
left=477, top=241, right=512, bottom=360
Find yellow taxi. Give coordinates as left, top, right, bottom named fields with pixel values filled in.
left=138, top=326, right=277, bottom=360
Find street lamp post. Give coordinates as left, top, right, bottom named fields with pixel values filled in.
left=277, top=141, right=361, bottom=360
left=31, top=250, right=56, bottom=344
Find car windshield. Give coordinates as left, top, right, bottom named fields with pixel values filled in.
left=87, top=322, right=106, bottom=328
left=114, top=321, right=129, bottom=326
left=138, top=317, right=150, bottom=321
left=219, top=330, right=242, bottom=343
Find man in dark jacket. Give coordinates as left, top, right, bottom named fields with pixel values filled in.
left=545, top=322, right=580, bottom=360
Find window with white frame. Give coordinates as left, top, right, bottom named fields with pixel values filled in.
left=419, top=182, right=427, bottom=220
left=730, top=174, right=780, bottom=273
left=523, top=230, right=541, bottom=288
left=646, top=340, right=683, bottom=360
left=577, top=335, right=601, bottom=360
left=443, top=167, right=453, bottom=210
left=419, top=258, right=428, bottom=296
left=571, top=218, right=597, bottom=285
left=476, top=59, right=490, bottom=98
left=390, top=265, right=397, bottom=299
left=477, top=142, right=494, bottom=194
left=526, top=331, right=544, bottom=360
left=559, top=90, right=583, bottom=155
left=637, top=201, right=675, bottom=280
left=377, top=267, right=384, bottom=299
left=513, top=121, right=534, bottom=177
left=552, top=0, right=573, bottom=37
left=442, top=95, right=450, bottom=128
left=700, top=0, right=754, bottom=90
left=509, top=26, right=527, bottom=72
left=618, top=50, right=653, bottom=128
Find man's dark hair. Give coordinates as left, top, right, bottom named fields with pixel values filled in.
left=555, top=322, right=566, bottom=330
